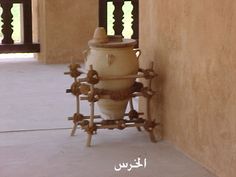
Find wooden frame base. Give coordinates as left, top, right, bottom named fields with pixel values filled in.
left=65, top=62, right=159, bottom=147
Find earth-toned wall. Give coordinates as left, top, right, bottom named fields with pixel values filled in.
left=139, top=1, right=236, bottom=177
left=37, top=0, right=98, bottom=64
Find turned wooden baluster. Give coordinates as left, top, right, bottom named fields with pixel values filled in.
left=113, top=0, right=124, bottom=35
left=1, top=1, right=14, bottom=44
left=131, top=0, right=139, bottom=47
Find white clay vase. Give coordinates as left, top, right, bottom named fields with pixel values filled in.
left=84, top=27, right=140, bottom=120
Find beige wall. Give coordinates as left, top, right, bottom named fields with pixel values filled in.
left=32, top=0, right=39, bottom=43
left=37, top=0, right=98, bottom=64
left=140, top=1, right=236, bottom=177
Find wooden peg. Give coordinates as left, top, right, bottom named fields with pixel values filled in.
left=86, top=82, right=95, bottom=147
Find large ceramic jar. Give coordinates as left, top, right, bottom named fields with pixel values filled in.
left=85, top=27, right=140, bottom=120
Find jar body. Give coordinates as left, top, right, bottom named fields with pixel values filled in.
left=85, top=46, right=139, bottom=120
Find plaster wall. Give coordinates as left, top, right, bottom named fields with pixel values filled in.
left=140, top=1, right=236, bottom=177
left=32, top=0, right=39, bottom=43
left=37, top=0, right=98, bottom=64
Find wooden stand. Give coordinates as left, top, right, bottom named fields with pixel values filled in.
left=65, top=62, right=159, bottom=147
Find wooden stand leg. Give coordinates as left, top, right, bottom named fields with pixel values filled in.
left=146, top=96, right=157, bottom=143
left=129, top=98, right=142, bottom=132
left=71, top=90, right=80, bottom=136
left=86, top=66, right=95, bottom=147
left=146, top=62, right=157, bottom=143
left=149, top=130, right=157, bottom=143
left=86, top=99, right=94, bottom=147
left=86, top=133, right=92, bottom=147
left=71, top=122, right=79, bottom=136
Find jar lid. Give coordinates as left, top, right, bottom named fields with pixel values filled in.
left=88, top=27, right=137, bottom=48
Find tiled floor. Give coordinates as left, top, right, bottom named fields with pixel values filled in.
left=0, top=58, right=217, bottom=177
